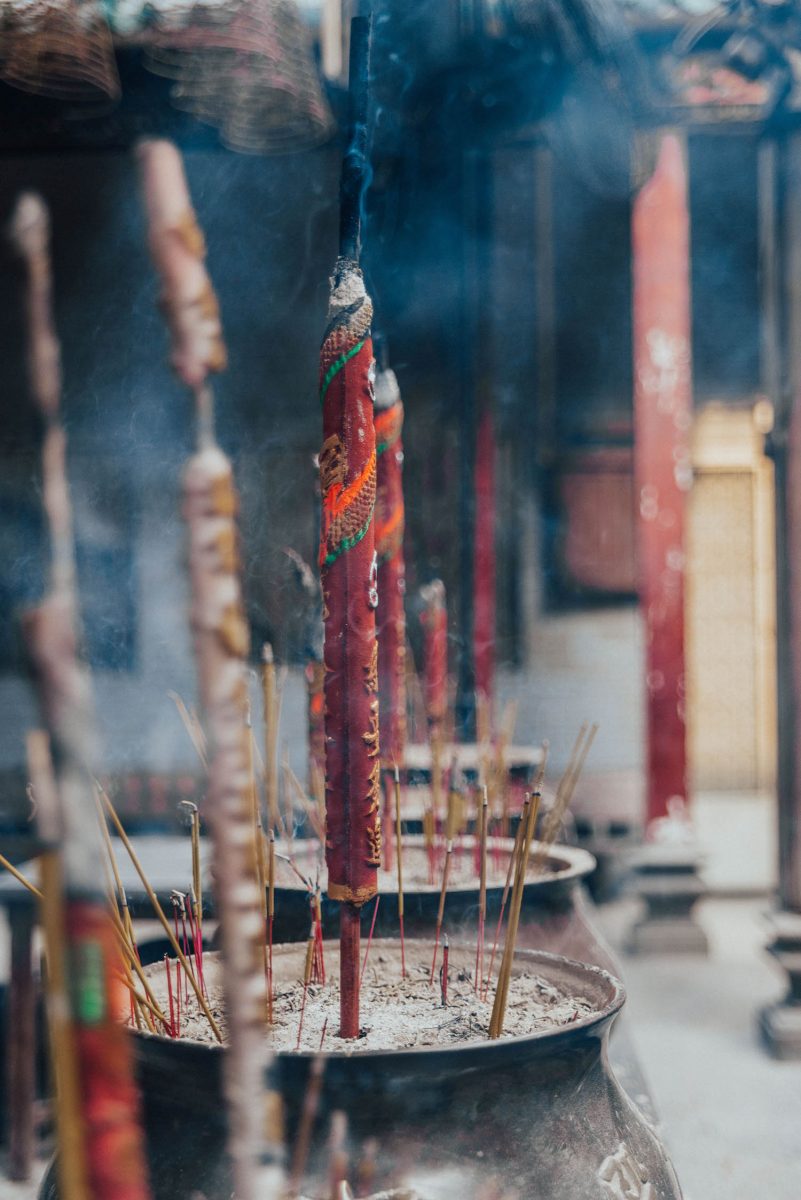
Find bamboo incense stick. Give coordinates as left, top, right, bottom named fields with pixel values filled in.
left=13, top=190, right=153, bottom=1200
left=360, top=895, right=381, bottom=986
left=289, top=1052, right=326, bottom=1195
left=0, top=853, right=42, bottom=899
left=430, top=839, right=454, bottom=984
left=393, top=766, right=406, bottom=977
left=167, top=691, right=208, bottom=770
left=139, top=137, right=283, bottom=1194
left=482, top=793, right=529, bottom=1000
left=100, top=789, right=221, bottom=1041
left=488, top=792, right=541, bottom=1039
left=296, top=926, right=316, bottom=1051
left=532, top=724, right=597, bottom=872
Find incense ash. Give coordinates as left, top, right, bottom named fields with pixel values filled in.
left=137, top=941, right=596, bottom=1053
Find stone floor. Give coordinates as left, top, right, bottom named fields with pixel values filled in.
left=597, top=895, right=801, bottom=1200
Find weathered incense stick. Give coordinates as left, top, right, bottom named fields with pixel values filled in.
left=393, top=766, right=406, bottom=977
left=139, top=136, right=283, bottom=1193
left=482, top=794, right=528, bottom=1001
left=430, top=839, right=454, bottom=984
left=12, top=190, right=152, bottom=1200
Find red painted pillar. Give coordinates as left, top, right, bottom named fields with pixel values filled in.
left=474, top=407, right=496, bottom=716
left=632, top=132, right=692, bottom=826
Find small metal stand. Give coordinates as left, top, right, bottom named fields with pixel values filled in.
left=760, top=910, right=801, bottom=1060
left=625, top=843, right=709, bottom=956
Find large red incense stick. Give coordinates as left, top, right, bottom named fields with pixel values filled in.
left=12, top=193, right=152, bottom=1200
left=374, top=355, right=407, bottom=769
left=319, top=12, right=378, bottom=1040
left=138, top=138, right=282, bottom=1198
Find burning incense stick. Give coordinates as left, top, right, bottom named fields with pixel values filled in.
left=430, top=839, right=454, bottom=984
left=488, top=792, right=541, bottom=1039
left=101, top=789, right=221, bottom=1040
left=475, top=787, right=488, bottom=992
left=179, top=799, right=203, bottom=932
left=393, top=765, right=406, bottom=977
left=139, top=137, right=283, bottom=1193
left=318, top=11, right=379, bottom=1041
left=12, top=190, right=153, bottom=1200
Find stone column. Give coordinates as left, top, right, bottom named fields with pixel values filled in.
left=760, top=133, right=801, bottom=1057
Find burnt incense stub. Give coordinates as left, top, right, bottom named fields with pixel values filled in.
left=319, top=258, right=381, bottom=907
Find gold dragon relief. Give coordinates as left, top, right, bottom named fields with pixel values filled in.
left=364, top=640, right=378, bottom=694
left=363, top=700, right=380, bottom=759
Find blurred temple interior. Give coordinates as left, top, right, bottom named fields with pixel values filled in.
left=1, top=2, right=801, bottom=1200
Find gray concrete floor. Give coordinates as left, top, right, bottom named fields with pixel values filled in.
left=597, top=896, right=801, bottom=1200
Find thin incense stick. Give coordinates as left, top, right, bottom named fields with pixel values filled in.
left=533, top=724, right=597, bottom=872
left=167, top=691, right=208, bottom=770
left=430, top=839, right=453, bottom=984
left=360, top=895, right=381, bottom=986
left=296, top=927, right=316, bottom=1050
left=100, top=788, right=221, bottom=1041
left=0, top=853, right=42, bottom=899
left=489, top=792, right=541, bottom=1039
left=393, top=766, right=406, bottom=977
left=441, top=934, right=449, bottom=1007
left=482, top=793, right=528, bottom=1001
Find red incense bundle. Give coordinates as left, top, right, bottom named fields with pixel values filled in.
left=318, top=12, right=379, bottom=1040
left=374, top=352, right=407, bottom=770
left=138, top=138, right=282, bottom=1198
left=12, top=193, right=152, bottom=1200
